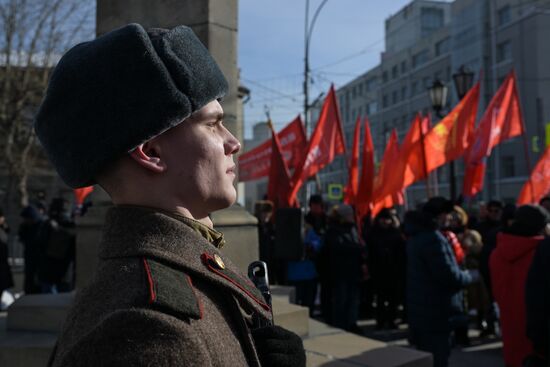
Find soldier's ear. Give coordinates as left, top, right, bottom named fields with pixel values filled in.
left=129, top=140, right=167, bottom=173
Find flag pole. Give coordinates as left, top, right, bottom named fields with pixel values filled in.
left=514, top=71, right=535, bottom=202
left=419, top=113, right=432, bottom=198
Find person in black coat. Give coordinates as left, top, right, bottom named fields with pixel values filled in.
left=19, top=205, right=45, bottom=294
left=324, top=204, right=365, bottom=332
left=0, top=208, right=14, bottom=302
left=367, top=208, right=406, bottom=330
left=36, top=198, right=76, bottom=293
left=525, top=237, right=550, bottom=366
left=405, top=198, right=476, bottom=367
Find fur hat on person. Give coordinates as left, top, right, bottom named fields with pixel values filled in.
left=509, top=204, right=550, bottom=237
left=34, top=23, right=228, bottom=188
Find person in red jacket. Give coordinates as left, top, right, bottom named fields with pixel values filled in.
left=490, top=205, right=550, bottom=367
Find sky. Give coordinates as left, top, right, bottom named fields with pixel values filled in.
left=238, top=0, right=415, bottom=139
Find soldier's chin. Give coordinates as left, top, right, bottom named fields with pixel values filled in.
left=211, top=189, right=237, bottom=212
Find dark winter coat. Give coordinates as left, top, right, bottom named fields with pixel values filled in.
left=406, top=214, right=472, bottom=332
left=526, top=237, right=550, bottom=360
left=0, top=226, right=13, bottom=292
left=366, top=226, right=405, bottom=291
left=323, top=223, right=365, bottom=283
left=48, top=206, right=272, bottom=367
left=490, top=232, right=542, bottom=367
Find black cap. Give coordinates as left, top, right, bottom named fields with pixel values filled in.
left=35, top=23, right=228, bottom=188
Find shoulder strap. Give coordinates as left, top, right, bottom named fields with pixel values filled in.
left=142, top=258, right=202, bottom=320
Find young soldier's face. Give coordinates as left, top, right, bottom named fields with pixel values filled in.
left=159, top=100, right=241, bottom=216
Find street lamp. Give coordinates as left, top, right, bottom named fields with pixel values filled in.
left=304, top=0, right=329, bottom=136
left=428, top=79, right=449, bottom=116
left=428, top=78, right=452, bottom=199
left=452, top=65, right=475, bottom=100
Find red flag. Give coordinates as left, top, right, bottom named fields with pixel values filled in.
left=463, top=71, right=525, bottom=196
left=344, top=116, right=361, bottom=204
left=424, top=82, right=480, bottom=171
left=289, top=85, right=346, bottom=202
left=371, top=191, right=405, bottom=218
left=74, top=186, right=94, bottom=205
left=356, top=118, right=375, bottom=217
left=517, top=146, right=550, bottom=205
left=463, top=161, right=486, bottom=197
left=238, top=116, right=307, bottom=182
left=401, top=114, right=429, bottom=188
left=266, top=121, right=294, bottom=208
left=372, top=129, right=400, bottom=203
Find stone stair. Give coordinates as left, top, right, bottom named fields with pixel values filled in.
left=0, top=287, right=431, bottom=367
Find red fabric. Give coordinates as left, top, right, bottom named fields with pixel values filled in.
left=401, top=114, right=428, bottom=188
left=490, top=233, right=542, bottom=367
left=424, top=82, right=480, bottom=172
left=74, top=186, right=94, bottom=206
left=442, top=231, right=465, bottom=265
left=371, top=191, right=404, bottom=218
left=356, top=118, right=375, bottom=218
left=238, top=116, right=306, bottom=182
left=372, top=129, right=400, bottom=204
left=267, top=121, right=294, bottom=208
left=462, top=161, right=487, bottom=197
left=289, top=85, right=346, bottom=203
left=185, top=275, right=204, bottom=319
left=517, top=145, right=550, bottom=205
left=142, top=258, right=156, bottom=303
left=463, top=71, right=525, bottom=197
left=344, top=116, right=361, bottom=204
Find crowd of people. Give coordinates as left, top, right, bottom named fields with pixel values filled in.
left=0, top=196, right=76, bottom=309
left=256, top=194, right=550, bottom=367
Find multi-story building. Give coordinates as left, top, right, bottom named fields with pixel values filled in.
left=316, top=0, right=550, bottom=206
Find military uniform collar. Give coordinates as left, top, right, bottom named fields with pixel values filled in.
left=161, top=210, right=226, bottom=249
left=97, top=205, right=271, bottom=319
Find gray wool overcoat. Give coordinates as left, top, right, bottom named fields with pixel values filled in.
left=48, top=206, right=272, bottom=367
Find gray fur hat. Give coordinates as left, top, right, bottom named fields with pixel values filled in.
left=34, top=23, right=228, bottom=188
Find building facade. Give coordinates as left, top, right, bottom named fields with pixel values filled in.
left=316, top=0, right=550, bottom=207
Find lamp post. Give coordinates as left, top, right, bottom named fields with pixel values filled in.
left=428, top=79, right=451, bottom=198
left=452, top=65, right=474, bottom=101
left=304, top=0, right=328, bottom=136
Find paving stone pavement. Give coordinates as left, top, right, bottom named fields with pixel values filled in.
left=355, top=318, right=504, bottom=367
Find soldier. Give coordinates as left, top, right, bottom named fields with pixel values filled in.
left=35, top=23, right=305, bottom=367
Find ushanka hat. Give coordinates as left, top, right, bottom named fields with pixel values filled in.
left=34, top=23, right=228, bottom=188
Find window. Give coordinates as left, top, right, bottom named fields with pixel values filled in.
left=411, top=80, right=418, bottom=95
left=454, top=27, right=476, bottom=49
left=358, top=83, right=363, bottom=96
left=420, top=7, right=444, bottom=36
left=423, top=76, right=432, bottom=89
left=392, top=65, right=398, bottom=79
left=401, top=86, right=407, bottom=101
left=412, top=49, right=429, bottom=68
left=382, top=95, right=388, bottom=108
left=498, top=5, right=511, bottom=26
left=392, top=90, right=399, bottom=104
left=502, top=156, right=515, bottom=177
left=382, top=71, right=388, bottom=83
left=497, top=40, right=512, bottom=62
left=401, top=61, right=407, bottom=74
left=352, top=86, right=357, bottom=99
left=368, top=101, right=378, bottom=114
left=366, top=78, right=378, bottom=92
left=435, top=37, right=450, bottom=56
